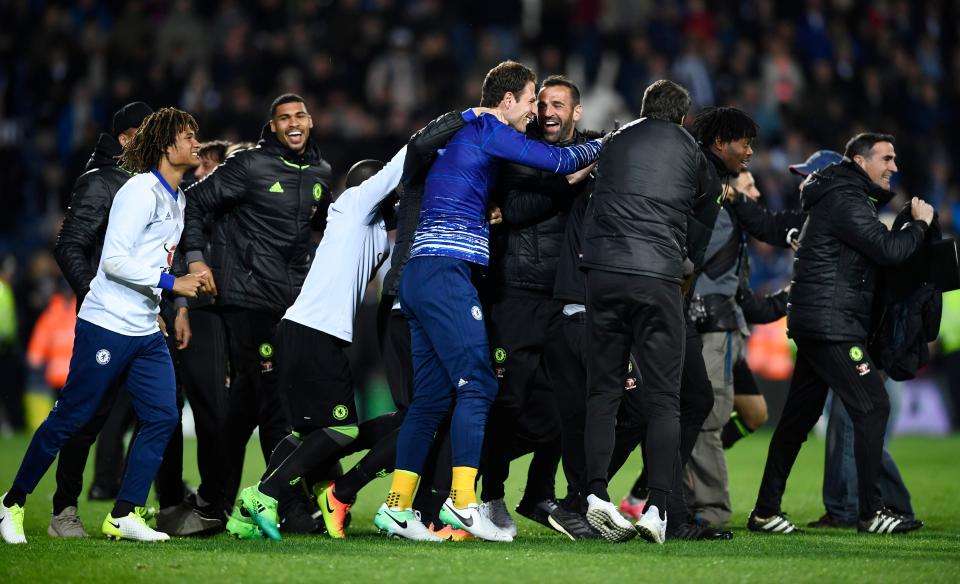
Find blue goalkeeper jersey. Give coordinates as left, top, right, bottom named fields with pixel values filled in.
left=410, top=109, right=601, bottom=266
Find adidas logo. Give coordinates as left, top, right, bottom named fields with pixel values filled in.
left=164, top=212, right=172, bottom=220
left=269, top=181, right=284, bottom=193
left=458, top=378, right=468, bottom=387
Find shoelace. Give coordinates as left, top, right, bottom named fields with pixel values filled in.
left=61, top=513, right=84, bottom=529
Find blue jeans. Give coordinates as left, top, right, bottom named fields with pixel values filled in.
left=823, top=382, right=914, bottom=521
left=13, top=319, right=179, bottom=506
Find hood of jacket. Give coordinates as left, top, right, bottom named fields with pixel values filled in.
left=256, top=123, right=324, bottom=164
left=801, top=159, right=893, bottom=212
left=84, top=133, right=122, bottom=172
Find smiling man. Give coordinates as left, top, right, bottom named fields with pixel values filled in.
left=375, top=61, right=601, bottom=543
left=181, top=94, right=332, bottom=525
left=480, top=75, right=599, bottom=539
left=1, top=108, right=210, bottom=544
left=750, top=133, right=933, bottom=536
left=678, top=106, right=760, bottom=531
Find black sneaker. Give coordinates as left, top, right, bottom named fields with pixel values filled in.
left=747, top=510, right=801, bottom=534
left=667, top=522, right=733, bottom=541
left=516, top=498, right=559, bottom=529
left=88, top=484, right=118, bottom=502
left=858, top=509, right=923, bottom=535
left=807, top=512, right=856, bottom=529
left=279, top=487, right=322, bottom=534
left=547, top=506, right=602, bottom=540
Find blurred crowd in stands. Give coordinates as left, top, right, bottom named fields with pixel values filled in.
left=1, top=0, right=958, bottom=431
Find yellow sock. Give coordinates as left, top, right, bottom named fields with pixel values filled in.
left=386, top=469, right=419, bottom=509
left=450, top=466, right=478, bottom=508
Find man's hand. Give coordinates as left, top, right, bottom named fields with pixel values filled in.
left=488, top=206, right=503, bottom=225
left=173, top=272, right=209, bottom=298
left=472, top=107, right=506, bottom=124
left=566, top=162, right=597, bottom=185
left=189, top=260, right=217, bottom=296
left=157, top=315, right=168, bottom=337
left=174, top=306, right=191, bottom=350
left=910, top=197, right=934, bottom=226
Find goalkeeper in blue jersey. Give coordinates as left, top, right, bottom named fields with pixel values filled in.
left=375, top=61, right=601, bottom=542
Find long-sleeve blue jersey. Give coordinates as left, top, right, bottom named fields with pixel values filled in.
left=410, top=109, right=601, bottom=266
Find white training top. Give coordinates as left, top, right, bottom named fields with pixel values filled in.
left=283, top=146, right=406, bottom=342
left=79, top=171, right=186, bottom=336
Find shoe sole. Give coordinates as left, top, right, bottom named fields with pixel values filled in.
left=586, top=508, right=637, bottom=543
left=635, top=519, right=664, bottom=544
left=47, top=525, right=89, bottom=538
left=546, top=515, right=578, bottom=541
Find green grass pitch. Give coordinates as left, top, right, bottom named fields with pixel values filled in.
left=1, top=432, right=958, bottom=583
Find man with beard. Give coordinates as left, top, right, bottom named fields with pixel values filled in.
left=480, top=75, right=598, bottom=537
left=750, top=133, right=932, bottom=535
left=181, top=94, right=333, bottom=523
left=376, top=61, right=601, bottom=543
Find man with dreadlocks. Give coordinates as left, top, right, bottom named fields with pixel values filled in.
left=675, top=106, right=761, bottom=529
left=0, top=107, right=211, bottom=544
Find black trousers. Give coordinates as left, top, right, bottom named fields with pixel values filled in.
left=755, top=339, right=890, bottom=519
left=220, top=307, right=288, bottom=509
left=584, top=270, right=683, bottom=499
left=482, top=295, right=562, bottom=502
left=543, top=311, right=589, bottom=509
left=610, top=325, right=713, bottom=524
left=176, top=307, right=230, bottom=513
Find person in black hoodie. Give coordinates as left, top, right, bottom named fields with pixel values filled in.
left=181, top=94, right=333, bottom=515
left=749, top=133, right=933, bottom=535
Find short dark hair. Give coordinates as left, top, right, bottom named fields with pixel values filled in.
left=480, top=61, right=537, bottom=108
left=843, top=132, right=896, bottom=159
left=691, top=106, right=758, bottom=146
left=270, top=93, right=306, bottom=118
left=640, top=80, right=691, bottom=124
left=540, top=75, right=580, bottom=106
left=345, top=159, right=385, bottom=189
left=198, top=140, right=230, bottom=163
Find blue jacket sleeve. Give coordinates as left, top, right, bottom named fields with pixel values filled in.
left=477, top=117, right=600, bottom=174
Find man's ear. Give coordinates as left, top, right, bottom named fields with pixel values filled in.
left=713, top=136, right=725, bottom=152
left=269, top=119, right=277, bottom=133
left=573, top=103, right=583, bottom=122
left=500, top=92, right=515, bottom=110
left=852, top=154, right=866, bottom=169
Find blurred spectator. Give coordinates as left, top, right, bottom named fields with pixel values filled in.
left=24, top=282, right=76, bottom=430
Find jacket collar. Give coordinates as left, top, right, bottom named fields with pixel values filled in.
left=84, top=133, right=122, bottom=172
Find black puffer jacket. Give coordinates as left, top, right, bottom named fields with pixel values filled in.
left=581, top=118, right=717, bottom=283
left=787, top=160, right=927, bottom=341
left=383, top=111, right=468, bottom=296
left=491, top=128, right=598, bottom=295
left=869, top=205, right=944, bottom=380
left=54, top=133, right=133, bottom=306
left=182, top=125, right=332, bottom=316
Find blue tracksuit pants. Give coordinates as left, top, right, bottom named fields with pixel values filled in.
left=12, top=318, right=179, bottom=506
left=395, top=256, right=498, bottom=472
